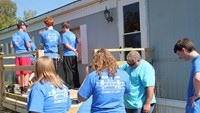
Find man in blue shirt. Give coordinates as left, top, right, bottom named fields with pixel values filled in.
left=61, top=21, right=80, bottom=89
left=120, top=50, right=156, bottom=113
left=174, top=38, right=200, bottom=113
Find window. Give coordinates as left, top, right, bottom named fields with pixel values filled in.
left=118, top=0, right=148, bottom=59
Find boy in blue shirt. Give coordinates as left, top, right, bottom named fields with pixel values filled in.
left=174, top=38, right=200, bottom=113
left=10, top=20, right=32, bottom=94
left=61, top=21, right=80, bottom=89
left=39, top=16, right=61, bottom=72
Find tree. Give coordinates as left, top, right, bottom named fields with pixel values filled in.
left=0, top=0, right=17, bottom=30
left=0, top=0, right=37, bottom=31
left=24, top=10, right=37, bottom=20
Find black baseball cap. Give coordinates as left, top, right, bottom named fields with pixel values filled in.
left=17, top=20, right=28, bottom=28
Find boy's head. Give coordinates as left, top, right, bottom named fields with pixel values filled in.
left=174, top=38, right=196, bottom=61
left=44, top=16, right=54, bottom=27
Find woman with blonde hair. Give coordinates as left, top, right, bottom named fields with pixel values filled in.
left=27, top=56, right=71, bottom=113
left=78, top=48, right=131, bottom=113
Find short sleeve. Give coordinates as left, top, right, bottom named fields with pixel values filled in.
left=194, top=58, right=200, bottom=73
left=24, top=33, right=31, bottom=43
left=124, top=71, right=131, bottom=94
left=62, top=33, right=69, bottom=44
left=27, top=83, right=44, bottom=112
left=67, top=92, right=71, bottom=110
left=119, top=63, right=128, bottom=70
left=39, top=34, right=43, bottom=44
left=78, top=74, right=93, bottom=99
left=140, top=66, right=155, bottom=87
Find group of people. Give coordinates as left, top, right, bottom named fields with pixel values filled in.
left=10, top=16, right=80, bottom=95
left=10, top=16, right=200, bottom=113
left=77, top=49, right=156, bottom=113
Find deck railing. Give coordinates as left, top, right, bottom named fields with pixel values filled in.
left=0, top=50, right=44, bottom=112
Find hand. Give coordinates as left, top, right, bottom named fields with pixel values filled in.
left=74, top=49, right=79, bottom=57
left=190, top=95, right=199, bottom=106
left=143, top=104, right=150, bottom=113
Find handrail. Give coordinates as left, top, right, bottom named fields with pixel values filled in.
left=94, top=48, right=153, bottom=53
left=93, top=48, right=154, bottom=65
left=0, top=50, right=44, bottom=112
left=0, top=50, right=44, bottom=71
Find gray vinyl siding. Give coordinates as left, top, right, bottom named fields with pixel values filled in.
left=148, top=0, right=200, bottom=100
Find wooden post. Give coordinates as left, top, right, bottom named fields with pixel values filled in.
left=36, top=50, right=44, bottom=58
left=0, top=57, right=5, bottom=110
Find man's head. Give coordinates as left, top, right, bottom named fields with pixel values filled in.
left=61, top=21, right=70, bottom=29
left=174, top=38, right=196, bottom=61
left=44, top=16, right=54, bottom=27
left=127, top=50, right=141, bottom=68
left=17, top=20, right=28, bottom=30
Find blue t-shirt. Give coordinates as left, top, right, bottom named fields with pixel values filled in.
left=120, top=59, right=156, bottom=109
left=27, top=81, right=71, bottom=113
left=30, top=42, right=37, bottom=62
left=39, top=29, right=61, bottom=58
left=10, top=31, right=31, bottom=57
left=62, top=31, right=78, bottom=56
left=186, top=55, right=200, bottom=113
left=78, top=69, right=130, bottom=113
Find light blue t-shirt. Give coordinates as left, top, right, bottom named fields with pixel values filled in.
left=120, top=59, right=156, bottom=109
left=39, top=29, right=61, bottom=58
left=62, top=31, right=78, bottom=56
left=10, top=31, right=31, bottom=57
left=78, top=69, right=131, bottom=113
left=27, top=81, right=71, bottom=113
left=186, top=55, right=200, bottom=113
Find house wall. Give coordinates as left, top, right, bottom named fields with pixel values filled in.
left=148, top=0, right=200, bottom=100
left=0, top=8, right=119, bottom=85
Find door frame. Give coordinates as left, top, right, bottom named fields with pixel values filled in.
left=117, top=0, right=149, bottom=59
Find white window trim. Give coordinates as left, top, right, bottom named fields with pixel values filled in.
left=117, top=0, right=149, bottom=59
left=80, top=24, right=88, bottom=64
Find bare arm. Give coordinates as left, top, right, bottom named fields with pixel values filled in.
left=64, top=43, right=78, bottom=57
left=10, top=44, right=13, bottom=48
left=26, top=42, right=31, bottom=48
left=143, top=86, right=154, bottom=113
left=77, top=93, right=87, bottom=102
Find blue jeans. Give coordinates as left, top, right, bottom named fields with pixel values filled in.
left=125, top=104, right=155, bottom=113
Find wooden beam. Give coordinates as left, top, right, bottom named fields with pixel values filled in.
left=4, top=65, right=35, bottom=71
left=2, top=97, right=27, bottom=113
left=0, top=57, right=4, bottom=110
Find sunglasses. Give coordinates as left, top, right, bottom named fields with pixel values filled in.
left=127, top=62, right=136, bottom=66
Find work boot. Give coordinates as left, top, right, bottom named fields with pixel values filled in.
left=20, top=87, right=24, bottom=94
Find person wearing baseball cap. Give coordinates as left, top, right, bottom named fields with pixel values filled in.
left=17, top=20, right=28, bottom=29
left=10, top=20, right=31, bottom=95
